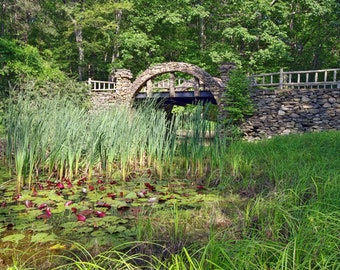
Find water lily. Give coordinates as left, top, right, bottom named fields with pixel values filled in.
left=64, top=201, right=73, bottom=206
left=145, top=183, right=156, bottom=192
left=13, top=194, right=22, bottom=201
left=56, top=182, right=64, bottom=189
left=72, top=208, right=93, bottom=216
left=96, top=201, right=111, bottom=209
left=88, top=185, right=95, bottom=191
left=24, top=200, right=33, bottom=208
left=78, top=209, right=93, bottom=216
left=76, top=214, right=86, bottom=222
left=94, top=210, right=106, bottom=218
left=1, top=201, right=6, bottom=208
left=107, top=192, right=116, bottom=199
left=77, top=180, right=84, bottom=186
left=148, top=197, right=158, bottom=203
left=36, top=207, right=52, bottom=219
left=137, top=190, right=147, bottom=198
left=38, top=203, right=48, bottom=209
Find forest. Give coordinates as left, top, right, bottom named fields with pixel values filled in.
left=1, top=0, right=339, bottom=92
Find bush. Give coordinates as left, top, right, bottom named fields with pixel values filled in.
left=222, top=69, right=254, bottom=123
left=0, top=38, right=90, bottom=108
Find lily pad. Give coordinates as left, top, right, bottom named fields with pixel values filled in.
left=2, top=233, right=25, bottom=243
left=76, top=226, right=94, bottom=234
left=101, top=215, right=120, bottom=223
left=91, top=230, right=108, bottom=237
left=106, top=225, right=126, bottom=234
left=125, top=192, right=137, bottom=199
left=31, top=232, right=56, bottom=243
left=31, top=222, right=53, bottom=232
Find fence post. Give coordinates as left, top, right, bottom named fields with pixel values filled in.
left=88, top=78, right=92, bottom=90
left=279, top=68, right=283, bottom=90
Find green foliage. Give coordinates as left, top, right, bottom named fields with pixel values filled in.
left=12, top=78, right=91, bottom=109
left=0, top=38, right=66, bottom=92
left=222, top=69, right=254, bottom=123
left=1, top=0, right=339, bottom=82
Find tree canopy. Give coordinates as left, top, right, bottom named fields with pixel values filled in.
left=0, top=0, right=339, bottom=84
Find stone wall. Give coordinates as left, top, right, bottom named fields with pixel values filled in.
left=91, top=69, right=133, bottom=110
left=241, top=88, right=340, bottom=140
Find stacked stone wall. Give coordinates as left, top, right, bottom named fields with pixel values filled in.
left=241, top=88, right=340, bottom=140
left=91, top=69, right=133, bottom=110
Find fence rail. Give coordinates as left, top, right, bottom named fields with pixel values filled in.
left=250, top=68, right=340, bottom=90
left=88, top=78, right=116, bottom=91
left=88, top=68, right=340, bottom=91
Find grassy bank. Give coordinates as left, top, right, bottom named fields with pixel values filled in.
left=0, top=97, right=339, bottom=269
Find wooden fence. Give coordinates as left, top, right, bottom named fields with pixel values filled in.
left=88, top=78, right=116, bottom=91
left=88, top=68, right=340, bottom=91
left=249, top=68, right=340, bottom=90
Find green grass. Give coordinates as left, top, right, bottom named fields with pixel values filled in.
left=1, top=96, right=339, bottom=269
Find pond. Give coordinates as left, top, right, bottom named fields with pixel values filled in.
left=0, top=172, right=230, bottom=266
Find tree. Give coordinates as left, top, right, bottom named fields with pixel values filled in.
left=0, top=0, right=41, bottom=42
left=282, top=0, right=340, bottom=69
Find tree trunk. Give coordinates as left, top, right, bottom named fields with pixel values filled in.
left=75, top=27, right=84, bottom=81
left=111, top=9, right=123, bottom=63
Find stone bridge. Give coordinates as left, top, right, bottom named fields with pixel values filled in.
left=130, top=62, right=225, bottom=104
left=90, top=63, right=340, bottom=140
left=90, top=62, right=235, bottom=109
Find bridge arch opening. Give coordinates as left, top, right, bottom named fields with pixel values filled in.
left=130, top=62, right=225, bottom=105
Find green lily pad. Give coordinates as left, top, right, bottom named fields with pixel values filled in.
left=9, top=204, right=26, bottom=212
left=76, top=226, right=94, bottom=234
left=86, top=218, right=106, bottom=227
left=87, top=192, right=106, bottom=201
left=31, top=222, right=53, bottom=232
left=91, top=230, right=108, bottom=237
left=15, top=222, right=34, bottom=231
left=31, top=232, right=56, bottom=243
left=125, top=192, right=137, bottom=199
left=106, top=225, right=126, bottom=234
left=61, top=221, right=78, bottom=230
left=101, top=215, right=121, bottom=223
left=45, top=190, right=64, bottom=202
left=2, top=233, right=25, bottom=243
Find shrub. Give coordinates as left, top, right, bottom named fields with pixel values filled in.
left=222, top=68, right=254, bottom=124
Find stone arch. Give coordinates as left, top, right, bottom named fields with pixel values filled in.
left=130, top=62, right=225, bottom=104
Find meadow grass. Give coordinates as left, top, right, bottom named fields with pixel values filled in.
left=2, top=96, right=339, bottom=269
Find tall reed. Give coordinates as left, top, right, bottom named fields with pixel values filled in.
left=6, top=97, right=208, bottom=188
